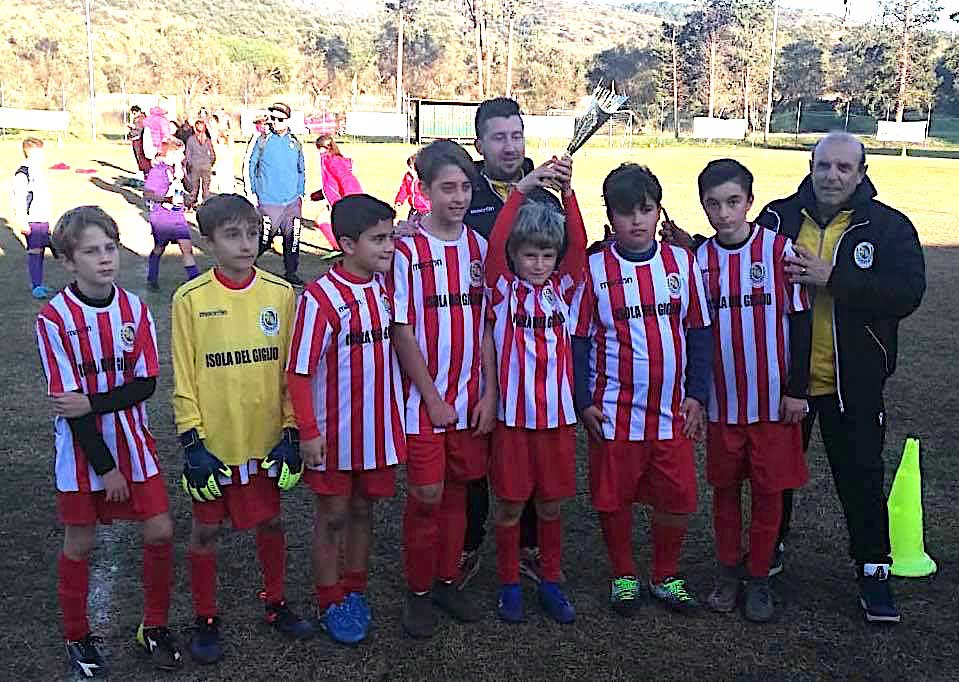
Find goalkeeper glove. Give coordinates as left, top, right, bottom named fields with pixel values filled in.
left=262, top=428, right=303, bottom=491
left=180, top=429, right=231, bottom=502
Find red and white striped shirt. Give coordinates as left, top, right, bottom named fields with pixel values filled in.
left=696, top=225, right=809, bottom=424
left=571, top=243, right=710, bottom=441
left=287, top=267, right=406, bottom=471
left=36, top=285, right=161, bottom=493
left=391, top=224, right=489, bottom=434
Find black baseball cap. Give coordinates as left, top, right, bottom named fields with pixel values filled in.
left=268, top=102, right=291, bottom=119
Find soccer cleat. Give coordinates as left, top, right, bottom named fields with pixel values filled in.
left=316, top=602, right=366, bottom=645
left=283, top=272, right=305, bottom=287
left=65, top=634, right=107, bottom=678
left=768, top=542, right=785, bottom=577
left=649, top=576, right=701, bottom=613
left=609, top=575, right=642, bottom=617
left=743, top=578, right=775, bottom=623
left=432, top=579, right=482, bottom=623
left=402, top=591, right=438, bottom=639
left=497, top=584, right=524, bottom=623
left=344, top=592, right=372, bottom=631
left=136, top=624, right=183, bottom=670
left=32, top=285, right=50, bottom=299
left=858, top=564, right=901, bottom=624
left=538, top=581, right=575, bottom=624
left=265, top=601, right=315, bottom=639
left=189, top=616, right=224, bottom=665
left=456, top=549, right=482, bottom=591
left=707, top=564, right=742, bottom=613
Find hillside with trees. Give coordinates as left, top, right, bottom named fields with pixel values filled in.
left=2, top=0, right=957, bottom=137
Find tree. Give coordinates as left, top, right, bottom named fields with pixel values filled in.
left=301, top=31, right=351, bottom=105
left=775, top=40, right=825, bottom=108
left=679, top=0, right=735, bottom=117
left=729, top=0, right=772, bottom=129
left=882, top=0, right=942, bottom=121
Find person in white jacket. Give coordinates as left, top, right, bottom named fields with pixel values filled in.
left=13, top=137, right=55, bottom=299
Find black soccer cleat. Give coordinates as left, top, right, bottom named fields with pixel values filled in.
left=136, top=624, right=182, bottom=670
left=858, top=565, right=901, bottom=624
left=65, top=633, right=108, bottom=678
left=189, top=616, right=224, bottom=664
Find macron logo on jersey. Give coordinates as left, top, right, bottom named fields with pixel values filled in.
left=412, top=258, right=443, bottom=272
left=600, top=276, right=633, bottom=289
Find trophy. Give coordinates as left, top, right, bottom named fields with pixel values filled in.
left=566, top=82, right=629, bottom=156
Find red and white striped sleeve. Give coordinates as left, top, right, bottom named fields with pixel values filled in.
left=287, top=288, right=333, bottom=377
left=391, top=242, right=413, bottom=325
left=133, top=302, right=160, bottom=379
left=569, top=263, right=597, bottom=337
left=684, top=250, right=711, bottom=330
left=36, top=312, right=80, bottom=394
left=780, top=238, right=810, bottom=314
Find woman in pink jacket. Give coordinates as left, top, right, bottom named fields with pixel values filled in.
left=393, top=153, right=431, bottom=218
left=313, top=135, right=362, bottom=205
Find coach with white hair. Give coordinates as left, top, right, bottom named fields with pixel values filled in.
left=754, top=132, right=926, bottom=623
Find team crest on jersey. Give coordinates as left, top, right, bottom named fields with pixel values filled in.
left=381, top=293, right=393, bottom=321
left=540, top=285, right=555, bottom=310
left=665, top=273, right=682, bottom=298
left=469, top=260, right=484, bottom=287
left=259, top=307, right=280, bottom=336
left=854, top=241, right=874, bottom=269
left=749, top=262, right=767, bottom=287
left=118, top=322, right=137, bottom=352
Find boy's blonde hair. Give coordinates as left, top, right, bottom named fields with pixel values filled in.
left=53, top=206, right=120, bottom=260
left=22, top=137, right=44, bottom=156
left=507, top=190, right=566, bottom=257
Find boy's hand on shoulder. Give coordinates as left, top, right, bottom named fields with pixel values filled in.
left=301, top=436, right=327, bottom=469
left=780, top=396, right=808, bottom=424
left=659, top=220, right=695, bottom=251
left=680, top=398, right=705, bottom=442
left=471, top=392, right=497, bottom=436
left=101, top=468, right=130, bottom=503
left=51, top=391, right=92, bottom=418
left=426, top=398, right=458, bottom=429
left=580, top=405, right=608, bottom=442
left=394, top=219, right=418, bottom=238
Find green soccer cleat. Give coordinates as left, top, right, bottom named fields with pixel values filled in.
left=649, top=576, right=701, bottom=613
left=609, top=575, right=642, bottom=617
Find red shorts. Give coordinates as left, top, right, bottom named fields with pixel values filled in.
left=706, top=421, right=809, bottom=493
left=490, top=423, right=576, bottom=502
left=306, top=466, right=397, bottom=499
left=589, top=437, right=697, bottom=514
left=406, top=429, right=490, bottom=487
left=191, top=470, right=281, bottom=531
left=57, top=474, right=170, bottom=526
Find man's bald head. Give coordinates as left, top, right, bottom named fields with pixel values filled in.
left=809, top=132, right=867, bottom=214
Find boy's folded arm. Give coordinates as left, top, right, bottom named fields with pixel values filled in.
left=66, top=413, right=117, bottom=476
left=88, top=377, right=157, bottom=414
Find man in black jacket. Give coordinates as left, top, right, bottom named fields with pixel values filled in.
left=756, top=132, right=925, bottom=623
left=460, top=98, right=540, bottom=588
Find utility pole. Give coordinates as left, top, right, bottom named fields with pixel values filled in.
left=83, top=0, right=97, bottom=140
left=763, top=0, right=779, bottom=146
left=396, top=5, right=404, bottom=114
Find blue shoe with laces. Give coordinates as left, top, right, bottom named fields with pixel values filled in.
left=497, top=583, right=524, bottom=623
left=317, top=601, right=366, bottom=645
left=538, top=581, right=575, bottom=624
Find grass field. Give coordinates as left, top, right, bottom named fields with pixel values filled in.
left=0, top=140, right=957, bottom=680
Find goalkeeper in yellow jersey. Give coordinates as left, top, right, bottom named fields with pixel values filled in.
left=172, top=194, right=314, bottom=665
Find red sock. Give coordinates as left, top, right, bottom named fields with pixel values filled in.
left=712, top=484, right=743, bottom=568
left=256, top=529, right=286, bottom=604
left=315, top=582, right=345, bottom=611
left=537, top=516, right=563, bottom=583
left=747, top=490, right=784, bottom=578
left=437, top=481, right=467, bottom=582
left=189, top=551, right=217, bottom=618
left=495, top=522, right=521, bottom=584
left=403, top=495, right=439, bottom=593
left=142, top=542, right=173, bottom=627
left=342, top=569, right=368, bottom=595
left=58, top=553, right=90, bottom=641
left=651, top=519, right=687, bottom=583
left=599, top=508, right=636, bottom=578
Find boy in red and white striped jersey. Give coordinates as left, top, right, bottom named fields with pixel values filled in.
left=571, top=164, right=713, bottom=616
left=36, top=207, right=181, bottom=677
left=484, top=157, right=584, bottom=623
left=693, top=159, right=811, bottom=622
left=287, top=194, right=406, bottom=644
left=391, top=140, right=497, bottom=638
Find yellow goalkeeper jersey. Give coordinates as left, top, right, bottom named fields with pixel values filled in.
left=172, top=268, right=296, bottom=466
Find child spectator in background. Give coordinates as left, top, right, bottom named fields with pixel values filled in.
left=143, top=138, right=199, bottom=290
left=394, top=154, right=431, bottom=218
left=14, top=137, right=55, bottom=299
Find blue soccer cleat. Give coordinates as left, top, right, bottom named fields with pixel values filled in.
left=344, top=592, right=372, bottom=631
left=497, top=583, right=524, bottom=623
left=189, top=616, right=224, bottom=665
left=538, top=581, right=575, bottom=624
left=265, top=600, right=315, bottom=639
left=317, top=602, right=367, bottom=645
